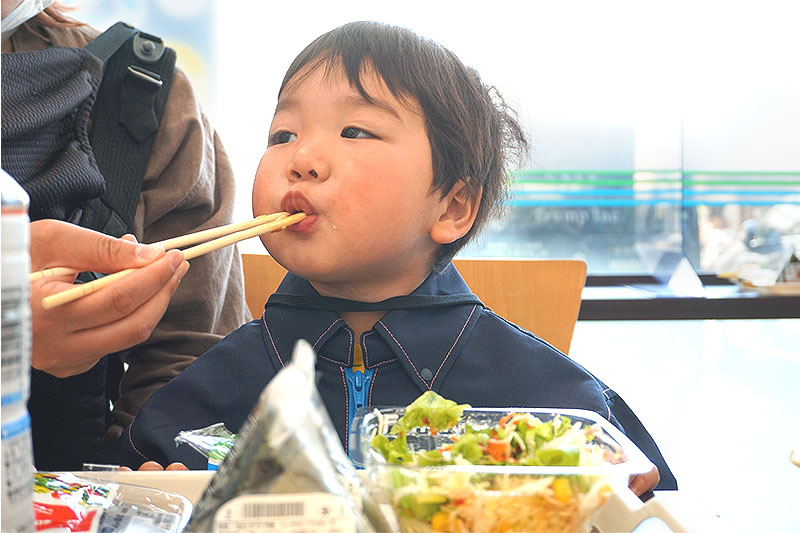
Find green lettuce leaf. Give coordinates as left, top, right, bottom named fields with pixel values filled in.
left=390, top=391, right=471, bottom=434
left=370, top=432, right=411, bottom=464
left=451, top=431, right=483, bottom=463
left=532, top=446, right=580, bottom=466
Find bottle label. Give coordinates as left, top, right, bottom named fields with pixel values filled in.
left=212, top=492, right=356, bottom=533
left=1, top=409, right=34, bottom=532
left=1, top=286, right=30, bottom=399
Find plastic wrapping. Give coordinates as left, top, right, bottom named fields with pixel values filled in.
left=174, top=423, right=236, bottom=470
left=33, top=472, right=191, bottom=532
left=186, top=339, right=396, bottom=532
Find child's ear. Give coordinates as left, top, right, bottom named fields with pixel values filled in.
left=430, top=180, right=482, bottom=245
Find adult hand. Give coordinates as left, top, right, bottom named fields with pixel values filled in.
left=29, top=219, right=189, bottom=377
left=628, top=465, right=660, bottom=497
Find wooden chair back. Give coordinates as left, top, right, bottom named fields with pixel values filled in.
left=452, top=258, right=586, bottom=354
left=241, top=254, right=586, bottom=354
left=241, top=253, right=288, bottom=318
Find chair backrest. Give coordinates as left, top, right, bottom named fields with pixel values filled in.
left=241, top=254, right=586, bottom=354
left=241, top=253, right=288, bottom=318
left=452, top=258, right=586, bottom=354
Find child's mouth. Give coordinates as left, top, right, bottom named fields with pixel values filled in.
left=280, top=191, right=317, bottom=232
left=286, top=213, right=317, bottom=233
left=281, top=191, right=314, bottom=214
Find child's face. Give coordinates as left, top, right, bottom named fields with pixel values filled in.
left=253, top=63, right=451, bottom=300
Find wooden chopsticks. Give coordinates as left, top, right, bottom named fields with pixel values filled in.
left=36, top=212, right=305, bottom=310
left=29, top=212, right=289, bottom=282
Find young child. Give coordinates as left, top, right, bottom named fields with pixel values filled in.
left=107, top=21, right=676, bottom=493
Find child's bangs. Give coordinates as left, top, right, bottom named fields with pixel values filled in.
left=278, top=22, right=433, bottom=110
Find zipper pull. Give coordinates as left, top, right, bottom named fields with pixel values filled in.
left=354, top=370, right=363, bottom=395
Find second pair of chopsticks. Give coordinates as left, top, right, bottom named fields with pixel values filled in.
left=37, top=212, right=305, bottom=310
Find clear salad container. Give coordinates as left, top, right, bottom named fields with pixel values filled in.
left=352, top=404, right=655, bottom=533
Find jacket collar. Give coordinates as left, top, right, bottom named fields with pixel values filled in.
left=261, top=263, right=483, bottom=389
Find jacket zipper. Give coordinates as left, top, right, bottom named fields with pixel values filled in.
left=344, top=366, right=374, bottom=458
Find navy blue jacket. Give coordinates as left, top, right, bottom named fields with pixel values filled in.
left=107, top=263, right=677, bottom=490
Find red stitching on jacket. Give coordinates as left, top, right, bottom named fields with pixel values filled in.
left=262, top=315, right=285, bottom=368
left=431, top=305, right=476, bottom=386
left=127, top=423, right=149, bottom=461
left=314, top=318, right=344, bottom=349
left=318, top=354, right=343, bottom=365
left=361, top=331, right=395, bottom=368
left=362, top=331, right=374, bottom=367
left=368, top=366, right=378, bottom=405
left=378, top=320, right=428, bottom=388
left=264, top=315, right=343, bottom=367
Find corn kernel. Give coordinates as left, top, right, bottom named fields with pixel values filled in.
left=552, top=477, right=573, bottom=502
left=431, top=512, right=451, bottom=531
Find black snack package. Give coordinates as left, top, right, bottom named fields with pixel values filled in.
left=186, top=340, right=397, bottom=532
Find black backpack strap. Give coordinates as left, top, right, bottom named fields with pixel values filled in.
left=79, top=22, right=177, bottom=237
left=83, top=21, right=137, bottom=61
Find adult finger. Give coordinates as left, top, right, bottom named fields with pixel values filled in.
left=629, top=466, right=660, bottom=496
left=41, top=261, right=190, bottom=376
left=29, top=219, right=164, bottom=273
left=41, top=250, right=186, bottom=332
left=138, top=461, right=165, bottom=471
left=30, top=259, right=188, bottom=376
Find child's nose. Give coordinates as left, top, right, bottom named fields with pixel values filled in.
left=290, top=168, right=324, bottom=181
left=288, top=144, right=330, bottom=182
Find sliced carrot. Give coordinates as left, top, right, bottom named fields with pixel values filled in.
left=498, top=413, right=515, bottom=428
left=487, top=438, right=511, bottom=462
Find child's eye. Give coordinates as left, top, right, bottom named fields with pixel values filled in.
left=341, top=126, right=376, bottom=139
left=268, top=130, right=297, bottom=146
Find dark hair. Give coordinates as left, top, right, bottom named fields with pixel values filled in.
left=279, top=21, right=529, bottom=271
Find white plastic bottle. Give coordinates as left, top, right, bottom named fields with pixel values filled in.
left=1, top=169, right=35, bottom=532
